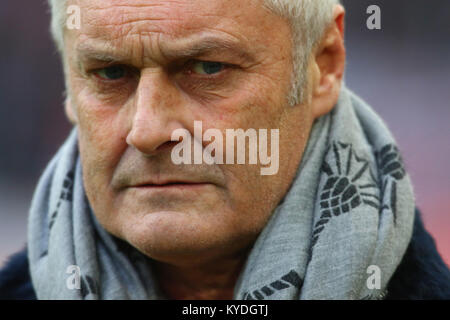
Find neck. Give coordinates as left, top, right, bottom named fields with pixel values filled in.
left=153, top=251, right=249, bottom=300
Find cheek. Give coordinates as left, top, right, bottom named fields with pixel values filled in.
left=76, top=96, right=129, bottom=192
left=76, top=111, right=128, bottom=236
left=205, top=87, right=285, bottom=131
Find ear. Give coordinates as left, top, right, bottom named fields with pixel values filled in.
left=310, top=4, right=346, bottom=119
left=64, top=96, right=78, bottom=125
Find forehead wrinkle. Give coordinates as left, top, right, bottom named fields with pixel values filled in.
left=75, top=32, right=256, bottom=68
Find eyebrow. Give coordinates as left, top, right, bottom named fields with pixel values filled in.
left=162, top=37, right=254, bottom=62
left=76, top=36, right=255, bottom=66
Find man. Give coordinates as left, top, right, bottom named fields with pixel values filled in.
left=1, top=0, right=449, bottom=300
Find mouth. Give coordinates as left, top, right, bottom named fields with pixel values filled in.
left=129, top=180, right=214, bottom=191
left=134, top=182, right=210, bottom=188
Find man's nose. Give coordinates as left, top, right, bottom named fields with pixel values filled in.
left=126, top=70, right=185, bottom=155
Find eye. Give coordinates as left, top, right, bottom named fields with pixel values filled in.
left=191, top=61, right=226, bottom=75
left=93, top=65, right=127, bottom=80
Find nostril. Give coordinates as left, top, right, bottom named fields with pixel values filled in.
left=125, top=126, right=175, bottom=155
left=156, top=141, right=179, bottom=152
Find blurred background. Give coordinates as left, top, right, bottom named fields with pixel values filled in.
left=0, top=0, right=449, bottom=268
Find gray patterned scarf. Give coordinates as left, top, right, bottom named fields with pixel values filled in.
left=28, top=87, right=415, bottom=299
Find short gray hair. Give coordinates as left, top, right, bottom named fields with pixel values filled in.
left=48, top=0, right=340, bottom=105
left=263, top=0, right=340, bottom=104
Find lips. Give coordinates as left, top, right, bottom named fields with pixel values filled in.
left=113, top=170, right=224, bottom=191
left=135, top=181, right=209, bottom=188
left=129, top=182, right=211, bottom=194
left=130, top=179, right=212, bottom=189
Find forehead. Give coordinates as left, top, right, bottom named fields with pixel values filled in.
left=77, top=0, right=248, bottom=34
left=67, top=0, right=291, bottom=62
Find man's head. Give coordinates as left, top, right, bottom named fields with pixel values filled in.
left=48, top=0, right=345, bottom=268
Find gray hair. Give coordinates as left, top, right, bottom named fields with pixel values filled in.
left=263, top=0, right=340, bottom=104
left=48, top=0, right=340, bottom=105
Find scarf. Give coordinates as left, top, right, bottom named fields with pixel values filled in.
left=28, top=87, right=415, bottom=299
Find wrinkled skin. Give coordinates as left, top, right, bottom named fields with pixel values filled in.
left=63, top=0, right=345, bottom=299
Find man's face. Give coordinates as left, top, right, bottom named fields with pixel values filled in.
left=65, top=0, right=316, bottom=266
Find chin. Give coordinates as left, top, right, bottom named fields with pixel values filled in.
left=118, top=209, right=254, bottom=266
